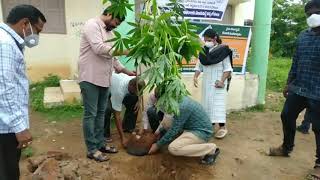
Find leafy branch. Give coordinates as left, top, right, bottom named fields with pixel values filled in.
left=104, top=0, right=202, bottom=115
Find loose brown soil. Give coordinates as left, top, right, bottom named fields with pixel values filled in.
left=20, top=93, right=315, bottom=180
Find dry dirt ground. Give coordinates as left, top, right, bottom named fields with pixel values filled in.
left=20, top=93, right=316, bottom=180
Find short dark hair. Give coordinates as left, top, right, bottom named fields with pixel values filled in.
left=129, top=77, right=145, bottom=91
left=6, top=4, right=46, bottom=25
left=305, top=0, right=320, bottom=13
left=102, top=8, right=125, bottom=22
left=203, top=29, right=222, bottom=44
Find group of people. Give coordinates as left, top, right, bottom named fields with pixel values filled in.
left=77, top=7, right=231, bottom=164
left=0, top=0, right=320, bottom=179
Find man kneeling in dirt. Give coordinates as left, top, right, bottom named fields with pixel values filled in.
left=148, top=93, right=220, bottom=165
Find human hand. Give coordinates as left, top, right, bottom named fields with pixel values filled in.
left=194, top=78, right=198, bottom=87
left=283, top=85, right=289, bottom=98
left=15, top=129, right=32, bottom=149
left=215, top=80, right=225, bottom=88
left=148, top=143, right=159, bottom=155
left=121, top=138, right=128, bottom=148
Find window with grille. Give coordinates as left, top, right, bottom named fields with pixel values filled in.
left=1, top=0, right=66, bottom=34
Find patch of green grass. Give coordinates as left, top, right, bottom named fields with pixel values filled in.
left=245, top=104, right=265, bottom=112
left=267, top=57, right=292, bottom=92
left=30, top=75, right=83, bottom=122
left=21, top=147, right=34, bottom=159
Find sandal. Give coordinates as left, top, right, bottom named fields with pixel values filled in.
left=215, top=128, right=228, bottom=139
left=99, top=145, right=118, bottom=154
left=310, top=165, right=320, bottom=180
left=201, top=148, right=220, bottom=165
left=105, top=137, right=113, bottom=143
left=87, top=151, right=109, bottom=162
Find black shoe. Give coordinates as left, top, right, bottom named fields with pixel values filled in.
left=296, top=125, right=309, bottom=134
left=201, top=148, right=220, bottom=165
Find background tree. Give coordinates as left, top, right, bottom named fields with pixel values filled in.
left=270, top=0, right=308, bottom=57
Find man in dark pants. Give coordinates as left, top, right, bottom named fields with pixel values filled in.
left=104, top=93, right=139, bottom=142
left=269, top=1, right=320, bottom=178
left=0, top=5, right=46, bottom=180
left=109, top=73, right=145, bottom=147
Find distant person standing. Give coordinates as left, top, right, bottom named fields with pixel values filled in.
left=193, top=29, right=233, bottom=139
left=269, top=1, right=320, bottom=178
left=0, top=5, right=46, bottom=180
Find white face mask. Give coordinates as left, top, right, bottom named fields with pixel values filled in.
left=23, top=22, right=39, bottom=48
left=307, top=14, right=320, bottom=28
left=204, top=41, right=215, bottom=48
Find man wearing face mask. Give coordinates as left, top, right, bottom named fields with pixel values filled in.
left=0, top=5, right=46, bottom=180
left=78, top=8, right=135, bottom=162
left=269, top=0, right=320, bottom=178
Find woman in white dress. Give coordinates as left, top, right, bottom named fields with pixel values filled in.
left=193, top=29, right=233, bottom=139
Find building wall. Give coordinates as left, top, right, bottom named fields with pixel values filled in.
left=0, top=0, right=134, bottom=82
left=233, top=0, right=255, bottom=25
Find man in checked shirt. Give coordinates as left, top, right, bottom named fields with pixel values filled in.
left=269, top=0, right=320, bottom=178
left=0, top=5, right=46, bottom=180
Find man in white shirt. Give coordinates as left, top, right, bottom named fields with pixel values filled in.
left=109, top=73, right=145, bottom=147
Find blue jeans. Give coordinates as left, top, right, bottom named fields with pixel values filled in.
left=281, top=92, right=320, bottom=164
left=80, top=82, right=109, bottom=154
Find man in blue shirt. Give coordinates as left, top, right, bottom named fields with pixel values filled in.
left=0, top=5, right=46, bottom=180
left=148, top=95, right=220, bottom=165
left=269, top=0, right=320, bottom=178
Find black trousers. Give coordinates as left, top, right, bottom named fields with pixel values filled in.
left=147, top=106, right=164, bottom=132
left=281, top=92, right=320, bottom=164
left=104, top=93, right=139, bottom=136
left=104, top=94, right=112, bottom=138
left=0, top=133, right=21, bottom=180
left=122, top=93, right=139, bottom=131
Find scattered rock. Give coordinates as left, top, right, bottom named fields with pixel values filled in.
left=27, top=155, right=47, bottom=173
left=32, top=158, right=63, bottom=180
left=234, top=157, right=244, bottom=165
left=61, top=161, right=79, bottom=180
left=47, top=151, right=70, bottom=161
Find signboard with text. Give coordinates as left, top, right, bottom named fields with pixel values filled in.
left=158, top=0, right=229, bottom=21
left=181, top=22, right=252, bottom=74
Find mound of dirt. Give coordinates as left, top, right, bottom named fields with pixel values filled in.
left=126, top=132, right=157, bottom=156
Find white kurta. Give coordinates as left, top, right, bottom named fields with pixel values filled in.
left=195, top=55, right=233, bottom=124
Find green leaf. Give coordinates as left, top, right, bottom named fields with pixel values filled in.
left=113, top=31, right=122, bottom=38
left=152, top=0, right=158, bottom=17
left=158, top=12, right=173, bottom=21
left=102, top=0, right=108, bottom=4
left=139, top=14, right=153, bottom=21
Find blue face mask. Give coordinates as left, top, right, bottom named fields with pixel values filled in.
left=23, top=22, right=39, bottom=48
